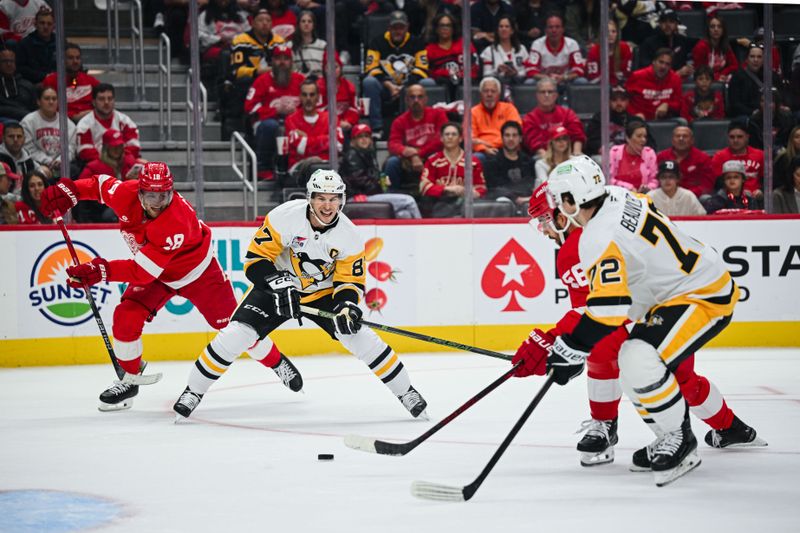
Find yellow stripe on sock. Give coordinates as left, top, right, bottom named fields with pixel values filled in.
left=201, top=350, right=227, bottom=375
left=374, top=353, right=398, bottom=377
left=639, top=378, right=678, bottom=405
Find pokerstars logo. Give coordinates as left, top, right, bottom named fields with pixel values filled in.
left=481, top=239, right=546, bottom=312
left=28, top=242, right=112, bottom=326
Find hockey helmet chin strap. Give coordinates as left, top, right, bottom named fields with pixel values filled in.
left=308, top=195, right=342, bottom=228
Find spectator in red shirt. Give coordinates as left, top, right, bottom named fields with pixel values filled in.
left=15, top=168, right=51, bottom=224
left=656, top=125, right=715, bottom=199
left=42, top=43, right=100, bottom=123
left=626, top=48, right=682, bottom=121
left=244, top=44, right=304, bottom=180
left=691, top=16, right=738, bottom=83
left=586, top=19, right=632, bottom=86
left=316, top=51, right=358, bottom=140
left=711, top=120, right=765, bottom=198
left=426, top=12, right=479, bottom=101
left=680, top=65, right=725, bottom=123
left=385, top=84, right=448, bottom=194
left=522, top=77, right=585, bottom=157
left=265, top=0, right=296, bottom=41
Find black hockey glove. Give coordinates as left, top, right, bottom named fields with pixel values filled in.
left=264, top=272, right=301, bottom=319
left=332, top=301, right=363, bottom=335
left=547, top=335, right=588, bottom=386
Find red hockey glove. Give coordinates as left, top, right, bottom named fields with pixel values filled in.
left=40, top=178, right=79, bottom=217
left=512, top=328, right=554, bottom=377
left=66, top=257, right=110, bottom=288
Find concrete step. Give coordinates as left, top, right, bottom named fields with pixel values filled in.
left=82, top=45, right=162, bottom=67
left=115, top=101, right=218, bottom=112
left=114, top=83, right=209, bottom=103
left=136, top=123, right=222, bottom=143
left=139, top=144, right=231, bottom=161
left=93, top=66, right=189, bottom=85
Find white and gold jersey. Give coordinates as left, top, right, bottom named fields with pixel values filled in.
left=244, top=200, right=366, bottom=302
left=579, top=186, right=732, bottom=326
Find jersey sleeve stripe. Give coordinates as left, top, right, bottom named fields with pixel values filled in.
left=134, top=251, right=165, bottom=279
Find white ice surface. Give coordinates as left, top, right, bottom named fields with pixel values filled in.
left=1, top=349, right=799, bottom=532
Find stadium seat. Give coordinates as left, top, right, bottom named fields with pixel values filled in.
left=511, top=85, right=538, bottom=115
left=455, top=85, right=481, bottom=105
left=282, top=188, right=306, bottom=202
left=692, top=120, right=730, bottom=151
left=647, top=120, right=680, bottom=152
left=360, top=14, right=392, bottom=71
left=343, top=202, right=396, bottom=219
left=716, top=9, right=757, bottom=39
left=774, top=8, right=800, bottom=42
left=566, top=84, right=601, bottom=119
left=472, top=201, right=517, bottom=218
left=679, top=10, right=707, bottom=40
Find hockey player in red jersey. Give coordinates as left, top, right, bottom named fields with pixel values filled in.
left=39, top=162, right=302, bottom=411
left=514, top=174, right=765, bottom=471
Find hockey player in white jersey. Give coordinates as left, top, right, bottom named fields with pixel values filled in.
left=543, top=156, right=744, bottom=486
left=173, top=169, right=428, bottom=419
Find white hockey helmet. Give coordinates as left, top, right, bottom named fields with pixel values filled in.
left=546, top=155, right=606, bottom=225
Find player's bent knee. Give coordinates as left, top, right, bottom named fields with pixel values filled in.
left=112, top=300, right=149, bottom=341
left=113, top=337, right=143, bottom=362
left=338, top=328, right=388, bottom=361
left=618, top=339, right=664, bottom=386
left=213, top=321, right=260, bottom=362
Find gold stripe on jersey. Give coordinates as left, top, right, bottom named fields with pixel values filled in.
left=299, top=288, right=334, bottom=303
left=585, top=241, right=633, bottom=327
left=246, top=219, right=284, bottom=263
left=334, top=251, right=366, bottom=286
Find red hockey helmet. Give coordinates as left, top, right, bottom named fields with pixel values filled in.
left=139, top=162, right=173, bottom=192
left=528, top=182, right=569, bottom=245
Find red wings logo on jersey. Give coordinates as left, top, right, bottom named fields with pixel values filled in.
left=481, top=239, right=545, bottom=312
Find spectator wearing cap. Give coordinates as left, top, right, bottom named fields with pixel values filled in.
left=471, top=76, right=522, bottom=161
left=656, top=125, right=714, bottom=199
left=711, top=121, right=764, bottom=198
left=586, top=19, right=633, bottom=87
left=317, top=51, right=359, bottom=139
left=0, top=121, right=36, bottom=178
left=42, top=43, right=100, bottom=123
left=522, top=77, right=585, bottom=157
left=21, top=86, right=76, bottom=179
left=78, top=129, right=140, bottom=183
left=244, top=44, right=304, bottom=180
left=485, top=120, right=536, bottom=211
left=771, top=156, right=800, bottom=214
left=229, top=8, right=286, bottom=84
left=638, top=9, right=695, bottom=79
left=680, top=65, right=725, bottom=123
left=728, top=43, right=783, bottom=120
left=470, top=0, right=513, bottom=50
left=703, top=159, right=763, bottom=213
left=362, top=10, right=431, bottom=137
left=340, top=123, right=421, bottom=219
left=528, top=13, right=586, bottom=89
left=0, top=0, right=50, bottom=43
left=647, top=160, right=706, bottom=216
left=0, top=47, right=36, bottom=122
left=14, top=5, right=55, bottom=85
left=534, top=125, right=573, bottom=187
left=585, top=86, right=656, bottom=156
left=75, top=83, right=141, bottom=165
left=626, top=48, right=682, bottom=121
left=385, top=84, right=448, bottom=195
left=608, top=120, right=658, bottom=193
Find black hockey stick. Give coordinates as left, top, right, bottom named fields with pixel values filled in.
left=345, top=363, right=521, bottom=456
left=411, top=374, right=555, bottom=502
left=300, top=305, right=512, bottom=362
left=56, top=218, right=161, bottom=386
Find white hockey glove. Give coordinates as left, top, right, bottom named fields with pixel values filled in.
left=265, top=272, right=301, bottom=319
left=547, top=335, right=588, bottom=385
left=332, top=301, right=363, bottom=335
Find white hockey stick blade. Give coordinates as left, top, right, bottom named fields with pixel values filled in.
left=410, top=480, right=465, bottom=502
left=344, top=434, right=377, bottom=453
left=98, top=399, right=133, bottom=412
left=121, top=371, right=163, bottom=386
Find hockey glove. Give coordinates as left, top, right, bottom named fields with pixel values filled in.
left=66, top=257, right=110, bottom=288
left=547, top=335, right=588, bottom=386
left=41, top=178, right=79, bottom=218
left=265, top=272, right=301, bottom=319
left=332, top=301, right=362, bottom=335
left=512, top=328, right=553, bottom=377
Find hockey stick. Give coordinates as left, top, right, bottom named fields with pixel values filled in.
left=299, top=305, right=512, bottom=362
left=411, top=374, right=555, bottom=502
left=345, top=363, right=521, bottom=456
left=55, top=217, right=161, bottom=386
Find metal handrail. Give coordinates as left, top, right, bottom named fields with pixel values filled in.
left=231, top=132, right=258, bottom=220
left=130, top=0, right=145, bottom=101
left=185, top=71, right=207, bottom=169
left=158, top=33, right=172, bottom=141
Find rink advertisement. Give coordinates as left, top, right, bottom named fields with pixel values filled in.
left=1, top=216, right=798, bottom=366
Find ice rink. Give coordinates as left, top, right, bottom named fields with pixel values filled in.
left=2, top=348, right=798, bottom=533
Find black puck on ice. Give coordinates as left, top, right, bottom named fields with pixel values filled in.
left=318, top=453, right=334, bottom=461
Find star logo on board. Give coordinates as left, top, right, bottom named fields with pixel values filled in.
left=481, top=239, right=545, bottom=312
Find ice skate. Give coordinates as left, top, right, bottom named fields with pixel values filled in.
left=398, top=386, right=429, bottom=420
left=271, top=354, right=303, bottom=393
left=576, top=418, right=618, bottom=467
left=98, top=362, right=151, bottom=412
left=651, top=418, right=701, bottom=487
left=630, top=442, right=656, bottom=472
left=173, top=386, right=204, bottom=420
left=705, top=416, right=767, bottom=448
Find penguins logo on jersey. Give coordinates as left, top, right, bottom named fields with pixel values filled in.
left=290, top=250, right=335, bottom=289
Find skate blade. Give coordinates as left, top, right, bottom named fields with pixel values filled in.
left=629, top=464, right=651, bottom=473
left=98, top=399, right=133, bottom=412
left=414, top=409, right=430, bottom=421
left=580, top=447, right=615, bottom=467
left=721, top=436, right=769, bottom=448
left=654, top=451, right=701, bottom=487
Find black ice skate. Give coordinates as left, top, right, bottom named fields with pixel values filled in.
left=704, top=416, right=768, bottom=448
left=650, top=418, right=701, bottom=487
left=98, top=361, right=151, bottom=412
left=576, top=418, right=618, bottom=467
left=398, top=386, right=429, bottom=420
left=173, top=386, right=204, bottom=419
left=271, top=354, right=303, bottom=392
left=630, top=442, right=655, bottom=472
